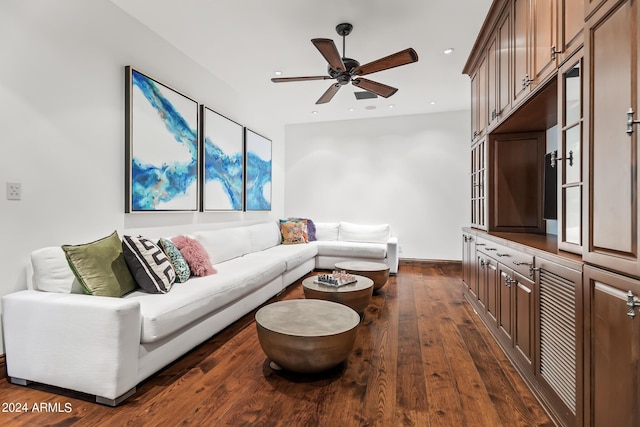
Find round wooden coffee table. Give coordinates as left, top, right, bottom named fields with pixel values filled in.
left=334, top=261, right=390, bottom=291
left=302, top=274, right=373, bottom=314
left=255, top=299, right=360, bottom=373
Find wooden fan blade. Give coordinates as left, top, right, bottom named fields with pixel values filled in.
left=352, top=78, right=398, bottom=98
left=316, top=83, right=341, bottom=104
left=353, top=48, right=418, bottom=76
left=311, top=38, right=346, bottom=72
left=271, top=76, right=333, bottom=83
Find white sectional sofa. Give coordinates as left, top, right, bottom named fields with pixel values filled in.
left=1, top=220, right=398, bottom=405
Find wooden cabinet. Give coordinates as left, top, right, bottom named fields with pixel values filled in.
left=471, top=56, right=488, bottom=143
left=557, top=51, right=583, bottom=254
left=462, top=233, right=476, bottom=296
left=463, top=231, right=583, bottom=426
left=490, top=132, right=546, bottom=233
left=471, top=139, right=488, bottom=230
left=497, top=8, right=512, bottom=121
left=584, top=265, right=640, bottom=427
left=557, top=0, right=584, bottom=62
left=531, top=0, right=558, bottom=85
left=583, top=0, right=640, bottom=277
left=536, top=255, right=583, bottom=426
left=512, top=0, right=533, bottom=105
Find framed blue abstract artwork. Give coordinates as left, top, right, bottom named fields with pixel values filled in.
left=125, top=66, right=199, bottom=212
left=244, top=129, right=272, bottom=211
left=201, top=106, right=244, bottom=211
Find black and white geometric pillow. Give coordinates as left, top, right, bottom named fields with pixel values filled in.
left=122, top=235, right=176, bottom=294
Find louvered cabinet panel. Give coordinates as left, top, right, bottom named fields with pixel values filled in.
left=535, top=256, right=583, bottom=427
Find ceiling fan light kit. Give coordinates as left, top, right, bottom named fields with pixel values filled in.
left=271, top=23, right=418, bottom=104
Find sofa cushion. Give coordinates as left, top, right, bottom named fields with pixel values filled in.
left=254, top=242, right=318, bottom=270
left=315, top=222, right=339, bottom=241
left=31, top=246, right=83, bottom=293
left=279, top=219, right=308, bottom=244
left=338, top=222, right=390, bottom=244
left=61, top=231, right=138, bottom=297
left=171, top=236, right=216, bottom=277
left=122, top=235, right=176, bottom=294
left=248, top=222, right=281, bottom=253
left=125, top=255, right=286, bottom=343
left=158, top=238, right=191, bottom=283
left=193, top=227, right=251, bottom=264
left=314, top=240, right=387, bottom=259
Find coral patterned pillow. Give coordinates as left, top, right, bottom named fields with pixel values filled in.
left=279, top=219, right=307, bottom=244
left=171, top=236, right=217, bottom=277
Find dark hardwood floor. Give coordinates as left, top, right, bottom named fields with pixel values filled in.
left=0, top=263, right=553, bottom=426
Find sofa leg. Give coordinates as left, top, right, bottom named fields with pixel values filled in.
left=95, top=387, right=136, bottom=406
left=10, top=377, right=31, bottom=386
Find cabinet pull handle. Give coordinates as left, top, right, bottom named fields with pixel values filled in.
left=476, top=243, right=486, bottom=246
left=627, top=291, right=640, bottom=318
left=496, top=252, right=509, bottom=257
left=550, top=150, right=574, bottom=168
left=627, top=109, right=640, bottom=135
left=485, top=247, right=497, bottom=251
left=551, top=46, right=562, bottom=60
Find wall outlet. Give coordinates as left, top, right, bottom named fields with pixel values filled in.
left=398, top=245, right=403, bottom=254
left=7, top=182, right=21, bottom=200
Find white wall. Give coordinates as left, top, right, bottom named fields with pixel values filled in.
left=285, top=111, right=470, bottom=261
left=0, top=0, right=285, bottom=352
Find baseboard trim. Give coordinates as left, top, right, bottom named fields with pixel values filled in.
left=399, top=259, right=462, bottom=268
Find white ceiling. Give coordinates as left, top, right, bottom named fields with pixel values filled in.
left=110, top=0, right=492, bottom=125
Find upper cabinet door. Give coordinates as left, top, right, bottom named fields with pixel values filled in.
left=583, top=0, right=640, bottom=277
left=531, top=0, right=558, bottom=84
left=558, top=0, right=584, bottom=62
left=512, top=0, right=533, bottom=106
left=497, top=6, right=513, bottom=120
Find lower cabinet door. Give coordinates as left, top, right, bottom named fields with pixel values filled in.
left=498, top=264, right=514, bottom=343
left=485, top=257, right=499, bottom=327
left=585, top=265, right=640, bottom=427
left=513, top=271, right=534, bottom=370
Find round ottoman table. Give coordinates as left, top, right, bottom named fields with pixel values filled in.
left=255, top=299, right=360, bottom=373
left=302, top=274, right=373, bottom=314
left=334, top=261, right=390, bottom=291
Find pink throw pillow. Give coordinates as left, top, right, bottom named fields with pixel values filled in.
left=171, top=236, right=217, bottom=277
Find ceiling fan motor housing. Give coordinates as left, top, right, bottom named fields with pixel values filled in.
left=329, top=57, right=360, bottom=84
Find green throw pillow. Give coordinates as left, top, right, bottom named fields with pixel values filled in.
left=62, top=231, right=137, bottom=297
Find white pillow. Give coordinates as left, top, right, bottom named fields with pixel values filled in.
left=31, top=247, right=83, bottom=293
left=338, top=222, right=390, bottom=244
left=193, top=227, right=251, bottom=264
left=314, top=222, right=339, bottom=241
left=248, top=222, right=281, bottom=252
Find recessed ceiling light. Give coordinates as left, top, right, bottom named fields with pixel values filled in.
left=274, top=71, right=282, bottom=76
left=365, top=105, right=376, bottom=110
left=443, top=48, right=455, bottom=55
left=430, top=101, right=437, bottom=105
left=388, top=104, right=395, bottom=109
left=349, top=108, right=355, bottom=112
left=311, top=110, right=318, bottom=114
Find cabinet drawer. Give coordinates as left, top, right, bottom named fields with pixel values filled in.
left=477, top=238, right=534, bottom=277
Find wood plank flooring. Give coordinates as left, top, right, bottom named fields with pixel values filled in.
left=0, top=263, right=554, bottom=426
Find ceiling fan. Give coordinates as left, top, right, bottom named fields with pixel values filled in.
left=271, top=23, right=419, bottom=104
